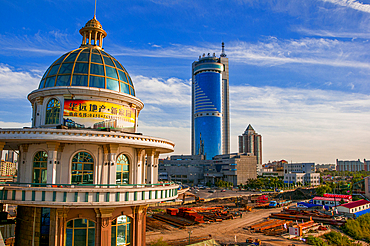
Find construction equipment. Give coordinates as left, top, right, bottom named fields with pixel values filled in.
left=244, top=205, right=253, bottom=212
left=195, top=196, right=205, bottom=203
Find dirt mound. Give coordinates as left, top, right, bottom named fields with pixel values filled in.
left=275, top=188, right=316, bottom=201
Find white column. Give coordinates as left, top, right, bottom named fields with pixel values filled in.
left=146, top=149, right=154, bottom=184
left=108, top=144, right=119, bottom=185
left=46, top=142, right=59, bottom=184
left=153, top=151, right=160, bottom=184
left=101, top=145, right=109, bottom=185
left=134, top=149, right=144, bottom=184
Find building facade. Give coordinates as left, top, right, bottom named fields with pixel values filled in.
left=336, top=159, right=370, bottom=172
left=211, top=153, right=257, bottom=186
left=0, top=16, right=178, bottom=246
left=159, top=155, right=213, bottom=185
left=283, top=162, right=320, bottom=186
left=159, top=153, right=257, bottom=186
left=191, top=44, right=229, bottom=159
left=238, top=125, right=262, bottom=174
left=337, top=200, right=370, bottom=217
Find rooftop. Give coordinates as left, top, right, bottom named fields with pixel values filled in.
left=339, top=199, right=370, bottom=209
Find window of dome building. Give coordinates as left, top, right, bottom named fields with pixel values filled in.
left=45, top=98, right=60, bottom=125
left=116, top=154, right=129, bottom=184
left=65, top=219, right=95, bottom=246
left=111, top=215, right=131, bottom=246
left=33, top=151, right=48, bottom=185
left=71, top=152, right=94, bottom=184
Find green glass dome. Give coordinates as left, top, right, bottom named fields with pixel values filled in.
left=38, top=47, right=135, bottom=96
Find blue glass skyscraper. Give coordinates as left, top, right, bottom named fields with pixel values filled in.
left=191, top=43, right=229, bottom=159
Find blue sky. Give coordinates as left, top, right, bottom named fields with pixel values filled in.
left=1, top=0, right=370, bottom=163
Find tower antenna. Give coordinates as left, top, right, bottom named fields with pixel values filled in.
left=94, top=0, right=97, bottom=18
left=220, top=41, right=227, bottom=57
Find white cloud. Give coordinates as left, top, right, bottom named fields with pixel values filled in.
left=321, top=0, right=370, bottom=13
left=133, top=75, right=191, bottom=106
left=134, top=78, right=370, bottom=163
left=0, top=31, right=76, bottom=56
left=0, top=64, right=41, bottom=99
left=295, top=27, right=370, bottom=39
left=0, top=121, right=31, bottom=128
left=229, top=85, right=370, bottom=163
left=227, top=38, right=370, bottom=68
left=112, top=37, right=370, bottom=69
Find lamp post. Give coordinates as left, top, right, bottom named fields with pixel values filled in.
left=188, top=230, right=192, bottom=244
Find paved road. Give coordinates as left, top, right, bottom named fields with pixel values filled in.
left=188, top=188, right=266, bottom=200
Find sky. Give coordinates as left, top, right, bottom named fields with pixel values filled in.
left=0, top=0, right=370, bottom=164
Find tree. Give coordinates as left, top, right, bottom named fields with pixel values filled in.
left=316, top=184, right=332, bottom=196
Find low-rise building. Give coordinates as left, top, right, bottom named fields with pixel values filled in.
left=284, top=162, right=315, bottom=174
left=159, top=155, right=212, bottom=185
left=159, top=153, right=257, bottom=186
left=212, top=153, right=257, bottom=186
left=336, top=159, right=370, bottom=172
left=312, top=196, right=350, bottom=207
left=315, top=163, right=336, bottom=172
left=337, top=200, right=370, bottom=217
left=283, top=162, right=320, bottom=186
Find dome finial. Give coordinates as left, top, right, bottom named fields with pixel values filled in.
left=79, top=15, right=107, bottom=49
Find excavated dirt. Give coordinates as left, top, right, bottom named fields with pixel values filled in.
left=146, top=189, right=317, bottom=245
left=146, top=207, right=307, bottom=246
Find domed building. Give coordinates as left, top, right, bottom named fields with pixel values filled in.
left=0, top=16, right=177, bottom=246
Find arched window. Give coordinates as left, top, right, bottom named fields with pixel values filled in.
left=33, top=151, right=48, bottom=184
left=116, top=154, right=129, bottom=184
left=45, top=98, right=60, bottom=125
left=65, top=219, right=95, bottom=246
left=71, top=152, right=94, bottom=184
left=111, top=215, right=131, bottom=246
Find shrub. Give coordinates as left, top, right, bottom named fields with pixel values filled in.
left=150, top=238, right=169, bottom=246
left=343, top=213, right=370, bottom=242
left=324, top=231, right=361, bottom=246
left=306, top=235, right=327, bottom=246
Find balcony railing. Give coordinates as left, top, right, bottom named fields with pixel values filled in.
left=0, top=182, right=179, bottom=207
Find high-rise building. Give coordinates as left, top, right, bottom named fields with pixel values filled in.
left=191, top=43, right=229, bottom=159
left=238, top=124, right=262, bottom=165
left=0, top=15, right=178, bottom=246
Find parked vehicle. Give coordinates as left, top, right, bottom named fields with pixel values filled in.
left=297, top=204, right=308, bottom=208
left=269, top=200, right=292, bottom=208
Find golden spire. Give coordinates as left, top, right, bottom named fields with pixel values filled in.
left=79, top=15, right=107, bottom=49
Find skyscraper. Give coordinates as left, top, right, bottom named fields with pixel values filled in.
left=191, top=43, right=229, bottom=159
left=239, top=124, right=262, bottom=165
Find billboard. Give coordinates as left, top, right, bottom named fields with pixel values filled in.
left=63, top=99, right=136, bottom=131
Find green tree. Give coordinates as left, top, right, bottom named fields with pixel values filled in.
left=316, top=184, right=332, bottom=196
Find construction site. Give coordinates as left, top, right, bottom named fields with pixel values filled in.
left=145, top=188, right=363, bottom=246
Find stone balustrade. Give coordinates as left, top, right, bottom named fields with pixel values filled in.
left=0, top=183, right=178, bottom=207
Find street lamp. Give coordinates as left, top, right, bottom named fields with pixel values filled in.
left=188, top=230, right=193, bottom=244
